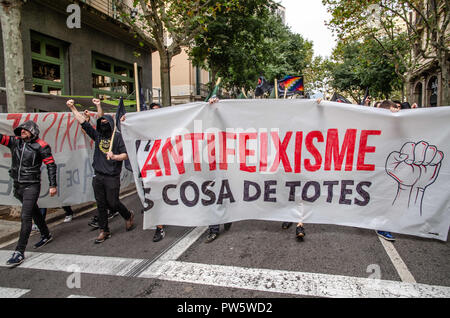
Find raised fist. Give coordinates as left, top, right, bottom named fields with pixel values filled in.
left=83, top=110, right=91, bottom=121
left=92, top=98, right=101, bottom=106
left=386, top=141, right=443, bottom=215
left=66, top=99, right=75, bottom=108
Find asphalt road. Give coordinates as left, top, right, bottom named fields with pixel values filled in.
left=0, top=191, right=448, bottom=302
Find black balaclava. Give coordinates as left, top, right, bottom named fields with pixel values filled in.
left=99, top=121, right=112, bottom=138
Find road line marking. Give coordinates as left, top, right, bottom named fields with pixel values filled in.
left=0, top=250, right=448, bottom=298
left=0, top=250, right=144, bottom=277
left=139, top=260, right=450, bottom=298
left=123, top=226, right=207, bottom=277
left=377, top=236, right=416, bottom=283
left=0, top=287, right=30, bottom=298
left=0, top=190, right=137, bottom=249
left=158, top=226, right=208, bottom=262
left=67, top=295, right=95, bottom=298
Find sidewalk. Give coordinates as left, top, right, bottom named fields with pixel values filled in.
left=0, top=185, right=137, bottom=245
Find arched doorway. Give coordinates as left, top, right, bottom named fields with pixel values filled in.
left=414, top=82, right=423, bottom=107
left=428, top=76, right=438, bottom=107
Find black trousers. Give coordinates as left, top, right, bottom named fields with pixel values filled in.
left=92, top=174, right=131, bottom=232
left=63, top=206, right=73, bottom=216
left=14, top=183, right=50, bottom=254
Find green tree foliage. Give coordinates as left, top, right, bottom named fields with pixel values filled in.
left=189, top=3, right=314, bottom=97
left=330, top=38, right=405, bottom=102
left=323, top=0, right=449, bottom=104
left=114, top=0, right=246, bottom=106
left=303, top=56, right=334, bottom=98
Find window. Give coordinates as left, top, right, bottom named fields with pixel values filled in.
left=92, top=54, right=135, bottom=100
left=32, top=60, right=61, bottom=82
left=31, top=33, right=65, bottom=95
left=31, top=39, right=41, bottom=54
left=45, top=44, right=61, bottom=59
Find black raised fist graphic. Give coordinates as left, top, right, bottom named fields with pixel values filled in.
left=386, top=141, right=443, bottom=215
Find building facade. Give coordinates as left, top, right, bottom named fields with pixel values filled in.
left=0, top=0, right=153, bottom=112
left=151, top=49, right=210, bottom=105
left=407, top=1, right=450, bottom=107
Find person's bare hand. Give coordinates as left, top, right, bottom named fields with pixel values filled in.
left=120, top=115, right=126, bottom=122
left=66, top=99, right=75, bottom=109
left=92, top=98, right=101, bottom=107
left=208, top=97, right=219, bottom=104
left=83, top=110, right=91, bottom=121
left=411, top=103, right=418, bottom=109
left=49, top=187, right=57, bottom=197
left=106, top=151, right=115, bottom=160
left=390, top=106, right=400, bottom=113
left=316, top=98, right=322, bottom=104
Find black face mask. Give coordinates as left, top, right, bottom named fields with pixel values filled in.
left=99, top=122, right=112, bottom=137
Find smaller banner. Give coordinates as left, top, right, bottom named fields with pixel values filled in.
left=0, top=112, right=134, bottom=208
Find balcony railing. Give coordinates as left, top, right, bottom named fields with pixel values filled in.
left=80, top=0, right=117, bottom=17
left=78, top=0, right=149, bottom=38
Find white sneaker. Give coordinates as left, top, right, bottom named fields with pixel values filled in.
left=31, top=224, right=39, bottom=232
left=63, top=215, right=73, bottom=223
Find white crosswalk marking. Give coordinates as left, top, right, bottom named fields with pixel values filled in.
left=0, top=287, right=30, bottom=298
left=1, top=250, right=449, bottom=298
left=0, top=250, right=145, bottom=277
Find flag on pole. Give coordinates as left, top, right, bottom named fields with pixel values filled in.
left=138, top=79, right=147, bottom=111
left=205, top=77, right=222, bottom=102
left=133, top=62, right=147, bottom=111
left=330, top=92, right=352, bottom=104
left=114, top=96, right=132, bottom=171
left=115, top=96, right=126, bottom=132
left=360, top=87, right=369, bottom=105
left=278, top=76, right=304, bottom=95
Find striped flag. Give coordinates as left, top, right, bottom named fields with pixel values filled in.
left=278, top=76, right=304, bottom=95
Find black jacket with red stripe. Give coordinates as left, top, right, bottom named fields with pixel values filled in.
left=0, top=120, right=57, bottom=187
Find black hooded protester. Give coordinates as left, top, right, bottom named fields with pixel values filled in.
left=0, top=120, right=57, bottom=267
left=66, top=99, right=135, bottom=244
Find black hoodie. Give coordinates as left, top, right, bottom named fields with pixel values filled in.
left=0, top=120, right=57, bottom=187
left=81, top=115, right=127, bottom=176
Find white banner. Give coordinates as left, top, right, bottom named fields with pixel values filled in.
left=0, top=112, right=134, bottom=208
left=121, top=99, right=450, bottom=241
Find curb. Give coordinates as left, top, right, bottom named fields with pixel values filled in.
left=0, top=187, right=138, bottom=246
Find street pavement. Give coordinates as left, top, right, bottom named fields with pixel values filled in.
left=0, top=190, right=449, bottom=300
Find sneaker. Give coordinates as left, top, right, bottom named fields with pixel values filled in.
left=377, top=231, right=395, bottom=242
left=94, top=230, right=111, bottom=244
left=282, top=222, right=293, bottom=229
left=205, top=232, right=218, bottom=243
left=224, top=223, right=232, bottom=231
left=6, top=251, right=25, bottom=268
left=296, top=225, right=305, bottom=240
left=153, top=227, right=165, bottom=242
left=31, top=224, right=39, bottom=232
left=108, top=210, right=119, bottom=220
left=126, top=211, right=135, bottom=231
left=63, top=215, right=73, bottom=223
left=34, top=234, right=53, bottom=249
left=88, top=216, right=99, bottom=229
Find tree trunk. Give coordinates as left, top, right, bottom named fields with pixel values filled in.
left=401, top=83, right=405, bottom=102
left=0, top=0, right=26, bottom=113
left=404, top=77, right=413, bottom=104
left=159, top=51, right=172, bottom=107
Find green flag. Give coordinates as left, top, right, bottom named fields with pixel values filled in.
left=205, top=77, right=222, bottom=102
